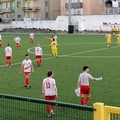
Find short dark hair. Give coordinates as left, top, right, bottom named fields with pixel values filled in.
left=47, top=71, right=53, bottom=77
left=83, top=66, right=89, bottom=71
left=25, top=54, right=29, bottom=57
left=7, top=43, right=9, bottom=46
left=53, top=38, right=55, bottom=41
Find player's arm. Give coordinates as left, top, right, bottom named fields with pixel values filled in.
left=42, top=81, right=45, bottom=96
left=31, top=64, right=34, bottom=73
left=89, top=74, right=102, bottom=81
left=77, top=75, right=81, bottom=88
left=54, top=80, right=58, bottom=97
left=20, top=64, right=24, bottom=74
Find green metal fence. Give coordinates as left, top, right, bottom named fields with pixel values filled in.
left=0, top=94, right=95, bottom=120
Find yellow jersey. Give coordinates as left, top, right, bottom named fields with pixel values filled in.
left=116, top=34, right=120, bottom=40
left=105, top=34, right=111, bottom=40
left=51, top=41, right=58, bottom=48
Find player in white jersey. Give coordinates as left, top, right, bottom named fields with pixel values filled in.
left=42, top=71, right=58, bottom=117
left=30, top=32, right=34, bottom=44
left=4, top=44, right=12, bottom=67
left=0, top=32, right=2, bottom=47
left=53, top=35, right=57, bottom=43
left=35, top=44, right=43, bottom=66
left=20, top=54, right=34, bottom=88
left=14, top=36, right=21, bottom=48
left=77, top=66, right=102, bottom=105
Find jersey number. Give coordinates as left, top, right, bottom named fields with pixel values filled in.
left=46, top=82, right=50, bottom=89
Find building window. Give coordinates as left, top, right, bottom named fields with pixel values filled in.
left=17, top=2, right=21, bottom=8
left=6, top=2, right=8, bottom=8
left=17, top=14, right=22, bottom=18
left=45, top=12, right=48, bottom=19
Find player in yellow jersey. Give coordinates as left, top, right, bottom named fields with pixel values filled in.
left=51, top=38, right=58, bottom=57
left=105, top=33, right=112, bottom=48
left=116, top=33, right=120, bottom=45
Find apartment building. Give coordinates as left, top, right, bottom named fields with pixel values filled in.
left=62, top=0, right=120, bottom=15
left=0, top=0, right=61, bottom=22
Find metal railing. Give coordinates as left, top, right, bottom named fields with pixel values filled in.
left=0, top=93, right=95, bottom=120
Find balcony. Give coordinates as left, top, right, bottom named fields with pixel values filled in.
left=104, top=7, right=120, bottom=14
left=23, top=7, right=40, bottom=12
left=0, top=8, right=14, bottom=13
left=0, top=0, right=14, bottom=2
left=65, top=2, right=83, bottom=9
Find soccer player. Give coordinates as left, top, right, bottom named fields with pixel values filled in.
left=77, top=66, right=102, bottom=106
left=4, top=44, right=12, bottom=67
left=20, top=54, right=34, bottom=88
left=116, top=32, right=120, bottom=45
left=42, top=71, right=58, bottom=117
left=0, top=32, right=2, bottom=47
left=14, top=36, right=21, bottom=48
left=35, top=44, right=43, bottom=66
left=30, top=32, right=34, bottom=44
left=105, top=33, right=112, bottom=48
left=51, top=38, right=58, bottom=57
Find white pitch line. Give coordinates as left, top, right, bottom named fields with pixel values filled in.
left=59, top=46, right=120, bottom=57
left=64, top=56, right=120, bottom=59
left=0, top=57, right=53, bottom=68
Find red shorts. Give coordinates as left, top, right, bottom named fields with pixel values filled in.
left=80, top=85, right=90, bottom=94
left=0, top=40, right=2, bottom=43
left=6, top=56, right=12, bottom=60
left=16, top=43, right=20, bottom=45
left=36, top=56, right=42, bottom=59
left=45, top=95, right=56, bottom=101
left=30, top=38, right=34, bottom=41
left=24, top=72, right=31, bottom=77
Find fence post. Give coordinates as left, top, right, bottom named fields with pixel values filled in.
left=93, top=103, right=104, bottom=120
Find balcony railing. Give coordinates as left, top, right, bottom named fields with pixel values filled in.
left=104, top=7, right=120, bottom=14
left=23, top=7, right=40, bottom=12
left=0, top=8, right=14, bottom=13
left=65, top=2, right=83, bottom=9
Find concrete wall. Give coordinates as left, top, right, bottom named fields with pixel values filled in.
left=1, top=15, right=120, bottom=32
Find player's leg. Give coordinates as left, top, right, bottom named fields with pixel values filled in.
left=52, top=48, right=55, bottom=57
left=9, top=57, right=12, bottom=67
left=80, top=86, right=85, bottom=105
left=24, top=72, right=31, bottom=88
left=36, top=56, right=39, bottom=65
left=39, top=56, right=42, bottom=65
left=55, top=48, right=58, bottom=57
left=84, top=86, right=90, bottom=105
left=6, top=57, right=9, bottom=66
left=85, top=94, right=90, bottom=105
left=0, top=40, right=2, bottom=47
left=51, top=95, right=56, bottom=114
left=45, top=96, right=51, bottom=117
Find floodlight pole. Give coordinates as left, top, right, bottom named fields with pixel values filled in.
left=68, top=0, right=71, bottom=26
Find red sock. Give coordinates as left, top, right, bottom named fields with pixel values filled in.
left=6, top=61, right=8, bottom=65
left=25, top=78, right=29, bottom=86
left=81, top=97, right=84, bottom=105
left=0, top=44, right=1, bottom=47
left=40, top=59, right=42, bottom=65
left=85, top=96, right=90, bottom=105
left=51, top=105, right=55, bottom=111
left=46, top=105, right=50, bottom=113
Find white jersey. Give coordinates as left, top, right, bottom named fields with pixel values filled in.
left=5, top=46, right=12, bottom=57
left=43, top=77, right=57, bottom=96
left=53, top=36, right=57, bottom=43
left=0, top=35, right=2, bottom=40
left=30, top=33, right=34, bottom=38
left=22, top=59, right=32, bottom=72
left=35, top=46, right=43, bottom=56
left=78, top=72, right=102, bottom=86
left=14, top=37, right=21, bottom=43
